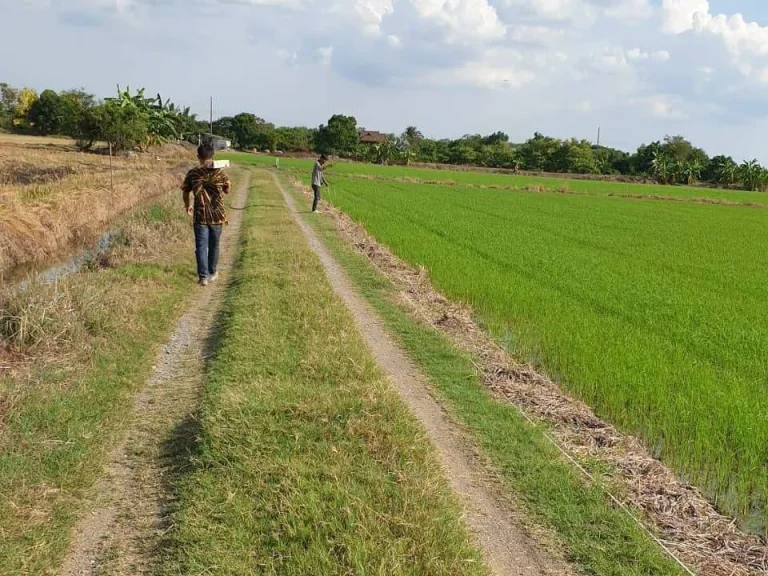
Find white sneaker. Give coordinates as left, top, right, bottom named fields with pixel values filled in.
left=198, top=278, right=209, bottom=287
left=209, top=272, right=219, bottom=283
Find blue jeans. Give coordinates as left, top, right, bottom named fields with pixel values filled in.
left=194, top=224, right=222, bottom=280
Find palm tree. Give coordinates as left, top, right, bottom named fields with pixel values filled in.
left=403, top=126, right=423, bottom=149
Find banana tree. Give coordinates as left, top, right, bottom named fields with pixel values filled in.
left=682, top=160, right=701, bottom=186
left=651, top=151, right=674, bottom=184
left=739, top=159, right=763, bottom=191
left=373, top=140, right=395, bottom=165
left=712, top=157, right=738, bottom=188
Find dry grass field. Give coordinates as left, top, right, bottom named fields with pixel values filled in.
left=0, top=133, right=193, bottom=275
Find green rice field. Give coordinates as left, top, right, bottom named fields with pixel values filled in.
left=226, top=153, right=768, bottom=206
left=225, top=153, right=768, bottom=534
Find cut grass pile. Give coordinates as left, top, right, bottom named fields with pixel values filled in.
left=284, top=172, right=687, bottom=575
left=222, top=152, right=768, bottom=205
left=301, top=174, right=768, bottom=534
left=0, top=186, right=202, bottom=575
left=158, top=172, right=486, bottom=576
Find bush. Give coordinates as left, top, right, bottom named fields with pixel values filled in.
left=74, top=102, right=149, bottom=152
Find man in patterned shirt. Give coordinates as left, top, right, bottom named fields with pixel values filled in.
left=181, top=144, right=231, bottom=286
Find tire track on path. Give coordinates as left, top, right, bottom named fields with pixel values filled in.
left=59, top=171, right=251, bottom=576
left=272, top=170, right=565, bottom=576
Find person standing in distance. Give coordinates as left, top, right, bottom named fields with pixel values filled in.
left=181, top=144, right=231, bottom=286
left=311, top=154, right=330, bottom=213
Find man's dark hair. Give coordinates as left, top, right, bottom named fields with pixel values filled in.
left=198, top=144, right=215, bottom=160
left=319, top=154, right=328, bottom=161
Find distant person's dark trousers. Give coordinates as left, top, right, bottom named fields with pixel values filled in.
left=312, top=185, right=321, bottom=212
left=194, top=224, right=222, bottom=280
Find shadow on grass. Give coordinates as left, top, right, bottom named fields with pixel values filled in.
left=150, top=199, right=254, bottom=571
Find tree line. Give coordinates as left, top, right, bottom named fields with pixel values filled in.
left=207, top=112, right=768, bottom=192
left=2, top=81, right=767, bottom=191
left=0, top=82, right=200, bottom=152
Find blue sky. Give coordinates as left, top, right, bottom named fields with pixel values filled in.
left=4, top=0, right=768, bottom=160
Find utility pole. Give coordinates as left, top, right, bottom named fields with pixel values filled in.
left=596, top=126, right=601, bottom=147
left=209, top=96, right=213, bottom=135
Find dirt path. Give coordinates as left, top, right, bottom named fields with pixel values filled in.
left=272, top=171, right=565, bottom=576
left=58, top=172, right=251, bottom=576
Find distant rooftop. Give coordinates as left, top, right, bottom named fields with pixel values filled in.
left=359, top=130, right=388, bottom=143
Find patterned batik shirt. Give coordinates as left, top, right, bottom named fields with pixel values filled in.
left=181, top=167, right=231, bottom=226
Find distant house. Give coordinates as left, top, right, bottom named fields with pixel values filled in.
left=359, top=130, right=389, bottom=144
left=200, top=133, right=232, bottom=151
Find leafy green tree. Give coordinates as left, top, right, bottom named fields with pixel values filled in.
left=594, top=146, right=630, bottom=175
left=316, top=114, right=358, bottom=156
left=554, top=139, right=598, bottom=174
left=275, top=126, right=314, bottom=152
left=485, top=141, right=515, bottom=168
left=76, top=101, right=149, bottom=151
left=229, top=113, right=270, bottom=150
left=28, top=89, right=67, bottom=135
left=13, top=87, right=38, bottom=130
left=416, top=138, right=438, bottom=162
left=517, top=132, right=560, bottom=171
left=0, top=83, right=19, bottom=129
left=661, top=135, right=709, bottom=166
left=447, top=139, right=477, bottom=165
left=630, top=141, right=663, bottom=176
left=59, top=89, right=96, bottom=136
left=707, top=156, right=738, bottom=188
left=482, top=131, right=509, bottom=146
left=212, top=116, right=236, bottom=140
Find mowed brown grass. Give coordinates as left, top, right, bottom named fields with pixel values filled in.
left=0, top=133, right=194, bottom=274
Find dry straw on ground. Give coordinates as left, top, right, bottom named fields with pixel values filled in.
left=0, top=138, right=192, bottom=274
left=292, top=178, right=768, bottom=576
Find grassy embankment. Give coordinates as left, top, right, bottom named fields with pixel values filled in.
left=0, top=134, right=192, bottom=274
left=277, top=170, right=686, bottom=576
left=157, top=171, right=487, bottom=576
left=0, top=165, right=218, bottom=574
left=281, top=165, right=768, bottom=533
left=223, top=152, right=768, bottom=205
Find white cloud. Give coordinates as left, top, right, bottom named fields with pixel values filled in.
left=503, top=0, right=592, bottom=22
left=626, top=48, right=670, bottom=61
left=661, top=0, right=710, bottom=34
left=604, top=0, right=653, bottom=21
left=429, top=64, right=535, bottom=89
left=424, top=47, right=535, bottom=89
left=662, top=0, right=768, bottom=81
left=387, top=34, right=401, bottom=48
left=508, top=24, right=564, bottom=44
left=353, top=0, right=392, bottom=36
left=14, top=0, right=768, bottom=163
left=317, top=45, right=333, bottom=66
left=409, top=0, right=506, bottom=42
left=631, top=94, right=688, bottom=118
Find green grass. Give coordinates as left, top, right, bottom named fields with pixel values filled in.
left=221, top=152, right=768, bottom=205
left=0, top=193, right=197, bottom=574
left=157, top=172, right=486, bottom=576
left=275, top=169, right=768, bottom=534
left=284, top=171, right=686, bottom=575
